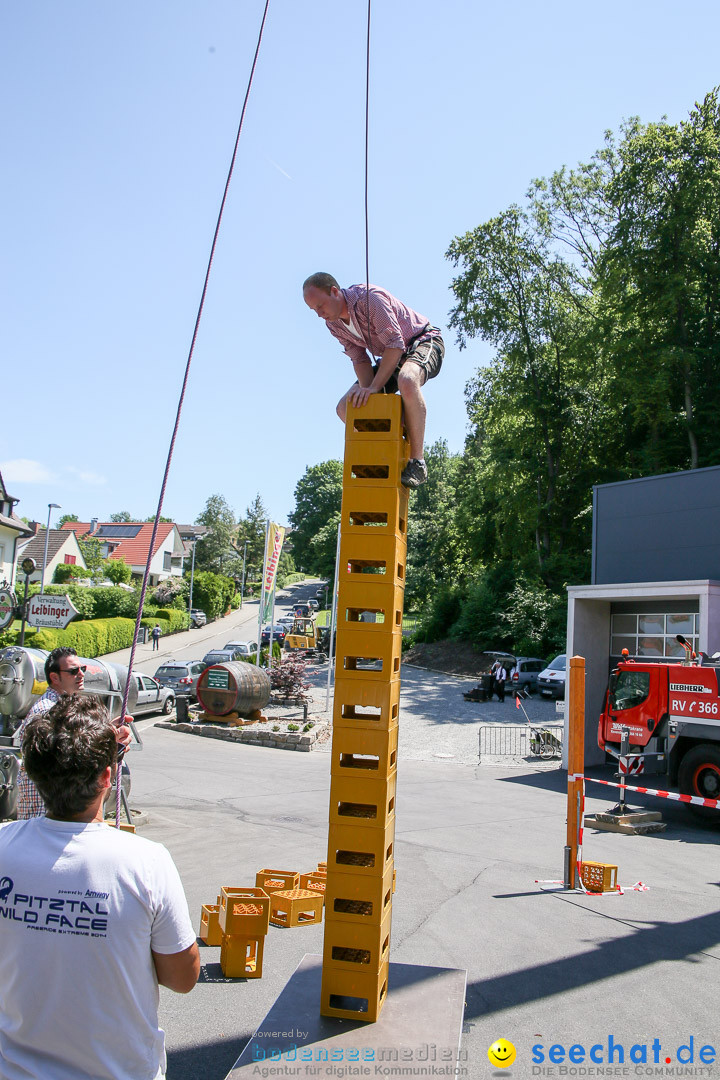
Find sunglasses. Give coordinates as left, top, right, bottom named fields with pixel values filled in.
left=60, top=665, right=87, bottom=676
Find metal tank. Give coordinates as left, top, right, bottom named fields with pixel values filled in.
left=196, top=661, right=271, bottom=717
left=0, top=647, right=138, bottom=731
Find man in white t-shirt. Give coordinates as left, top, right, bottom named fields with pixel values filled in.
left=0, top=693, right=199, bottom=1080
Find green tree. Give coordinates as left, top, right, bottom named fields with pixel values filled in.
left=194, top=495, right=237, bottom=575
left=236, top=494, right=270, bottom=580
left=144, top=515, right=172, bottom=523
left=109, top=511, right=133, bottom=523
left=405, top=440, right=467, bottom=610
left=599, top=90, right=720, bottom=472
left=288, top=461, right=342, bottom=575
left=78, top=538, right=106, bottom=584
left=103, top=558, right=132, bottom=585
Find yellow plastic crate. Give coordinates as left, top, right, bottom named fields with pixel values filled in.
left=269, top=888, right=324, bottom=928
left=331, top=724, right=399, bottom=779
left=333, top=676, right=401, bottom=731
left=199, top=904, right=222, bottom=946
left=345, top=395, right=405, bottom=442
left=324, top=863, right=395, bottom=926
left=336, top=627, right=403, bottom=683
left=329, top=771, right=397, bottom=831
left=321, top=956, right=389, bottom=1022
left=342, top=485, right=409, bottom=542
left=327, top=819, right=395, bottom=878
left=255, top=869, right=299, bottom=895
left=323, top=906, right=392, bottom=973
left=219, top=886, right=271, bottom=936
left=220, top=933, right=265, bottom=978
left=581, top=862, right=618, bottom=893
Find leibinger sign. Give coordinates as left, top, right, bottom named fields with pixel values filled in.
left=261, top=523, right=286, bottom=621
left=27, top=594, right=79, bottom=629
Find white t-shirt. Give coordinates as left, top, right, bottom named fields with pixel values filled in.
left=0, top=818, right=196, bottom=1080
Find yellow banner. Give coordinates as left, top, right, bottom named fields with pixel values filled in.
left=262, top=523, right=286, bottom=620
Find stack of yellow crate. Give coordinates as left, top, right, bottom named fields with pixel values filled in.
left=218, top=886, right=271, bottom=978
left=320, top=395, right=408, bottom=1023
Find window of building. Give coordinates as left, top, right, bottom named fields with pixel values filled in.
left=163, top=551, right=172, bottom=571
left=610, top=612, right=699, bottom=658
left=64, top=554, right=76, bottom=565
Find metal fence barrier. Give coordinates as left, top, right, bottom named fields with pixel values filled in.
left=478, top=723, right=564, bottom=762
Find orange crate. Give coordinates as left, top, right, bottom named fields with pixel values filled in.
left=341, top=486, right=409, bottom=542
left=342, top=438, right=408, bottom=492
left=336, top=627, right=403, bottom=683
left=219, top=887, right=270, bottom=936
left=199, top=904, right=222, bottom=946
left=269, top=888, right=324, bottom=928
left=333, top=677, right=400, bottom=732
left=321, top=957, right=389, bottom=1022
left=329, top=771, right=397, bottom=830
left=255, top=869, right=299, bottom=895
left=220, top=934, right=265, bottom=978
left=331, top=725, right=398, bottom=779
left=327, top=819, right=395, bottom=878
left=336, top=580, right=405, bottom=637
left=323, top=905, right=392, bottom=973
left=345, top=395, right=405, bottom=442
left=324, top=864, right=394, bottom=926
left=581, top=862, right=618, bottom=893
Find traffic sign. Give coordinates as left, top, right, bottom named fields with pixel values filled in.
left=0, top=589, right=16, bottom=630
left=27, top=594, right=80, bottom=629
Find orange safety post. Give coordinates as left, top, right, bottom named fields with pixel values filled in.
left=565, top=655, right=586, bottom=889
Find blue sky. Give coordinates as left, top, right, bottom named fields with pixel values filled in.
left=3, top=0, right=719, bottom=531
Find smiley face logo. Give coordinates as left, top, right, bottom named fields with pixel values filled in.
left=488, top=1039, right=516, bottom=1068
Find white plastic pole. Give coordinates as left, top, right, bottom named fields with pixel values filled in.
left=256, top=519, right=269, bottom=667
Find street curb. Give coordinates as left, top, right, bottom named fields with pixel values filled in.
left=154, top=719, right=330, bottom=752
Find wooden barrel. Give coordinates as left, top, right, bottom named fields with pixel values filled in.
left=196, top=662, right=271, bottom=717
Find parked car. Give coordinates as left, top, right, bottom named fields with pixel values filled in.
left=276, top=617, right=295, bottom=633
left=223, top=640, right=257, bottom=657
left=190, top=609, right=207, bottom=628
left=133, top=674, right=175, bottom=716
left=537, top=654, right=567, bottom=699
left=154, top=660, right=206, bottom=700
left=307, top=599, right=320, bottom=612
left=506, top=657, right=547, bottom=694
left=261, top=624, right=287, bottom=646
left=202, top=649, right=241, bottom=668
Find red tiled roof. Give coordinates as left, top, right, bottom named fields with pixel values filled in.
left=61, top=521, right=178, bottom=568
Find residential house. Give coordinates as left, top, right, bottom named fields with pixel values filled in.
left=62, top=520, right=185, bottom=586
left=16, top=526, right=87, bottom=585
left=0, top=472, right=31, bottom=589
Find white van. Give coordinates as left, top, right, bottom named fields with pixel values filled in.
left=537, top=654, right=567, bottom=699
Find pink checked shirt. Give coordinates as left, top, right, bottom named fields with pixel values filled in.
left=325, top=284, right=433, bottom=364
left=14, top=688, right=60, bottom=818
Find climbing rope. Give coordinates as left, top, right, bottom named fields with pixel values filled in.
left=364, top=0, right=372, bottom=337
left=114, top=0, right=272, bottom=825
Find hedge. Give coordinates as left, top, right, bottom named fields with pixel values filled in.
left=0, top=610, right=188, bottom=655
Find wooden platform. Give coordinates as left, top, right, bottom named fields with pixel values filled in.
left=224, top=953, right=467, bottom=1079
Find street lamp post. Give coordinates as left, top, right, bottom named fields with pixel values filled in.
left=240, top=540, right=248, bottom=606
left=40, top=503, right=61, bottom=595
left=188, top=535, right=205, bottom=623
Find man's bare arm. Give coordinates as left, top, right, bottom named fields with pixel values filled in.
left=348, top=348, right=403, bottom=407
left=152, top=942, right=200, bottom=994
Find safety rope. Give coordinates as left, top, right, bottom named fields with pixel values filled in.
left=363, top=0, right=372, bottom=338
left=114, top=0, right=272, bottom=825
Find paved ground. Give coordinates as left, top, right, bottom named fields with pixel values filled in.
left=122, top=655, right=720, bottom=1080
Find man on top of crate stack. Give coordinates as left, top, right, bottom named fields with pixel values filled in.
left=303, top=273, right=444, bottom=489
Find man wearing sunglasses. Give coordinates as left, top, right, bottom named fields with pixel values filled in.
left=14, top=647, right=130, bottom=819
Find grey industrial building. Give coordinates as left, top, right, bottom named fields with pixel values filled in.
left=567, top=464, right=720, bottom=764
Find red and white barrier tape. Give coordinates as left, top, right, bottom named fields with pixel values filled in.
left=579, top=775, right=720, bottom=809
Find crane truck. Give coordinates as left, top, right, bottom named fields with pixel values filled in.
left=598, top=640, right=720, bottom=818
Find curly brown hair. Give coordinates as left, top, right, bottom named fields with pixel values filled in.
left=22, top=694, right=117, bottom=818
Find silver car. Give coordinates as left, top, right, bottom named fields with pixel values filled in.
left=154, top=660, right=206, bottom=700
left=223, top=640, right=257, bottom=657
left=133, top=674, right=175, bottom=716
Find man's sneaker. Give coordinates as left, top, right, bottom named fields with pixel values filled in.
left=401, top=458, right=428, bottom=488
